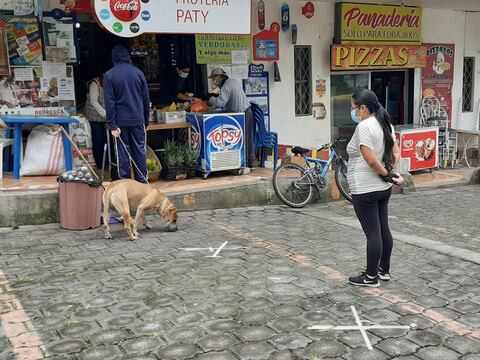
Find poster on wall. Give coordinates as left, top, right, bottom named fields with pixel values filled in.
left=253, top=23, right=280, bottom=62
left=421, top=44, right=455, bottom=126
left=243, top=63, right=270, bottom=130
left=0, top=66, right=75, bottom=115
left=14, top=0, right=34, bottom=16
left=195, top=34, right=251, bottom=65
left=42, top=14, right=78, bottom=64
left=3, top=17, right=43, bottom=66
left=316, top=79, right=326, bottom=97
left=0, top=28, right=10, bottom=75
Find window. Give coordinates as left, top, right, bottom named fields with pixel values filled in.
left=462, top=57, right=475, bottom=112
left=294, top=46, right=312, bottom=116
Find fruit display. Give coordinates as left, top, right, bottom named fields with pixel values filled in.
left=191, top=100, right=209, bottom=112
left=146, top=158, right=161, bottom=172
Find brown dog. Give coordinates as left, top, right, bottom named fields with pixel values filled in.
left=102, top=179, right=177, bottom=240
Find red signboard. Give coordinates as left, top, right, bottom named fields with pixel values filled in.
left=399, top=128, right=438, bottom=171
left=422, top=43, right=455, bottom=127
left=253, top=23, right=280, bottom=62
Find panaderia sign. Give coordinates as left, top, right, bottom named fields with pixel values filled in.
left=331, top=44, right=427, bottom=71
left=334, top=3, right=422, bottom=45
left=93, top=0, right=251, bottom=38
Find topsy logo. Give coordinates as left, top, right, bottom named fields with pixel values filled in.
left=207, top=125, right=242, bottom=151
left=110, top=0, right=141, bottom=22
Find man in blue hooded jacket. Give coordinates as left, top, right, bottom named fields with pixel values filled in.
left=104, top=45, right=150, bottom=182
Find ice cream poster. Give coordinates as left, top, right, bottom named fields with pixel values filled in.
left=400, top=128, right=438, bottom=171
left=422, top=44, right=455, bottom=126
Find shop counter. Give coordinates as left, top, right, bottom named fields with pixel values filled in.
left=186, top=112, right=246, bottom=178
left=394, top=125, right=439, bottom=172
left=1, top=115, right=78, bottom=179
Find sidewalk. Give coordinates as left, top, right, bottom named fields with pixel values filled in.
left=0, top=185, right=479, bottom=359
left=0, top=166, right=478, bottom=228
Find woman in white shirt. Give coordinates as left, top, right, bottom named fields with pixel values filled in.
left=347, top=88, right=402, bottom=288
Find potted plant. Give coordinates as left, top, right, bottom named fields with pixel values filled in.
left=181, top=146, right=198, bottom=178
left=158, top=140, right=194, bottom=181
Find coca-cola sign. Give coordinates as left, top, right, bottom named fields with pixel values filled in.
left=110, top=0, right=141, bottom=22
left=94, top=0, right=251, bottom=38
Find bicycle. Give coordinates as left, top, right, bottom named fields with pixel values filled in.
left=272, top=138, right=352, bottom=208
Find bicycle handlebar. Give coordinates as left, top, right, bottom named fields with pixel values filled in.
left=317, top=137, right=347, bottom=152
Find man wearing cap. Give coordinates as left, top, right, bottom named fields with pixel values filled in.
left=209, top=67, right=255, bottom=170
left=104, top=45, right=150, bottom=182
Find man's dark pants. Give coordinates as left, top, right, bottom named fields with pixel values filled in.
left=114, top=125, right=147, bottom=183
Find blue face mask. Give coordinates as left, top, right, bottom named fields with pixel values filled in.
left=179, top=71, right=189, bottom=79
left=351, top=109, right=361, bottom=124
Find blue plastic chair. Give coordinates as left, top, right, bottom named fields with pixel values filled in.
left=250, top=102, right=278, bottom=170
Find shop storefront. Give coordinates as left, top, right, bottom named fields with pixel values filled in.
left=330, top=3, right=425, bottom=141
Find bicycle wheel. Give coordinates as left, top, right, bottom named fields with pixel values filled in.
left=272, top=163, right=314, bottom=208
left=335, top=161, right=352, bottom=203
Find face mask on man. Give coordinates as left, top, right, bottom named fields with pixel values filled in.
left=351, top=108, right=361, bottom=124
left=179, top=71, right=189, bottom=79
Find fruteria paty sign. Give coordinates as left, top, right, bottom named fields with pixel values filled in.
left=331, top=44, right=427, bottom=71
left=334, top=3, right=422, bottom=44
left=94, top=0, right=252, bottom=38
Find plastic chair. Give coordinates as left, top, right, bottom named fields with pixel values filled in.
left=250, top=102, right=278, bottom=169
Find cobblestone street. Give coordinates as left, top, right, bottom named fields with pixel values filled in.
left=1, top=185, right=480, bottom=360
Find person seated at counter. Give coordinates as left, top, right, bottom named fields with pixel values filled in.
left=208, top=67, right=255, bottom=170
left=161, top=60, right=199, bottom=104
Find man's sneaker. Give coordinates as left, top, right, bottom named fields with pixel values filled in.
left=378, top=268, right=391, bottom=281
left=348, top=272, right=380, bottom=288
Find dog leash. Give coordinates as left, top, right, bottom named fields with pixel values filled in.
left=113, top=136, right=150, bottom=184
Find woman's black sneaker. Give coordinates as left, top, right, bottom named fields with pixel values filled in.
left=378, top=268, right=391, bottom=281
left=348, top=272, right=380, bottom=288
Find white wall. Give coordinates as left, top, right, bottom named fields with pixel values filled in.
left=417, top=8, right=480, bottom=132
left=252, top=0, right=333, bottom=148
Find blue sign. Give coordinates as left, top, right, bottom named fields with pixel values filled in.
left=281, top=3, right=290, bottom=32
left=248, top=64, right=265, bottom=78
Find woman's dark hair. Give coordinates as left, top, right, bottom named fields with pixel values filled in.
left=352, top=88, right=394, bottom=169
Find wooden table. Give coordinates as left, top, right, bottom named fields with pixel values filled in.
left=105, top=122, right=193, bottom=175
left=146, top=122, right=192, bottom=148
left=1, top=115, right=78, bottom=179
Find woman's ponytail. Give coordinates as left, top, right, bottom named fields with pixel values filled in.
left=375, top=104, right=394, bottom=169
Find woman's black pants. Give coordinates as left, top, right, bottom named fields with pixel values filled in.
left=352, top=188, right=393, bottom=277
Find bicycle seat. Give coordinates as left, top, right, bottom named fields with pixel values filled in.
left=291, top=146, right=310, bottom=155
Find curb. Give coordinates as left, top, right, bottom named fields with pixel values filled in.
left=0, top=168, right=476, bottom=228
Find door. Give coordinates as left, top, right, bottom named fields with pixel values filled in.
left=331, top=73, right=369, bottom=140
left=371, top=71, right=406, bottom=125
